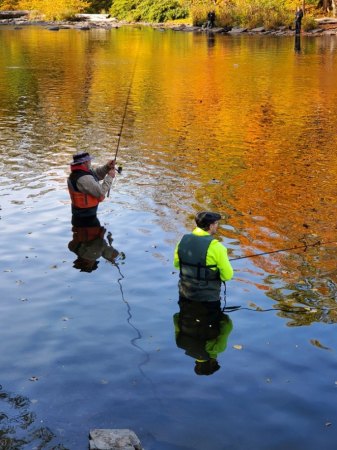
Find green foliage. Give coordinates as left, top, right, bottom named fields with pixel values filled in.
left=110, top=0, right=188, bottom=22
left=86, top=0, right=112, bottom=13
left=302, top=14, right=317, bottom=30
left=233, top=0, right=292, bottom=29
left=109, top=0, right=137, bottom=20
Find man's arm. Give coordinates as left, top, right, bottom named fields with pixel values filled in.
left=208, top=240, right=234, bottom=281
left=76, top=173, right=114, bottom=199
left=173, top=242, right=180, bottom=269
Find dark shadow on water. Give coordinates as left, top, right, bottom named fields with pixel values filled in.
left=173, top=298, right=233, bottom=376
left=0, top=384, right=67, bottom=449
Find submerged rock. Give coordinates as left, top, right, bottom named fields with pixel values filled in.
left=89, top=429, right=143, bottom=450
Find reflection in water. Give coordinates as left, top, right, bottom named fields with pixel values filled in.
left=68, top=217, right=121, bottom=272
left=0, top=385, right=67, bottom=449
left=173, top=299, right=233, bottom=375
left=294, top=34, right=301, bottom=53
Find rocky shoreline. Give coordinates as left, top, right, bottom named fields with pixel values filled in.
left=1, top=11, right=337, bottom=37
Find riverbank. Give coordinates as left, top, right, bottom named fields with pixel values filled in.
left=1, top=11, right=337, bottom=36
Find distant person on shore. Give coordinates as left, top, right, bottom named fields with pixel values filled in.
left=173, top=211, right=233, bottom=304
left=67, top=152, right=116, bottom=226
left=204, top=10, right=216, bottom=29
left=295, top=7, right=304, bottom=34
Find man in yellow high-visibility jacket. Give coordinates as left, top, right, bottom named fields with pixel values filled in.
left=174, top=211, right=233, bottom=302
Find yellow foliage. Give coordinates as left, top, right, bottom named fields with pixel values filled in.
left=17, top=0, right=89, bottom=20
left=0, top=0, right=20, bottom=9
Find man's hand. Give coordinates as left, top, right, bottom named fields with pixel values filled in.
left=107, top=160, right=115, bottom=169
left=108, top=166, right=116, bottom=178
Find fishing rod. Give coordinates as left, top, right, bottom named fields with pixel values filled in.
left=108, top=45, right=140, bottom=197
left=229, top=239, right=337, bottom=262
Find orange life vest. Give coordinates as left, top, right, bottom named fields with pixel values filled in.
left=68, top=170, right=104, bottom=209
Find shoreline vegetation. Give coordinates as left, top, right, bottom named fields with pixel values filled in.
left=1, top=11, right=337, bottom=36
left=2, top=0, right=337, bottom=35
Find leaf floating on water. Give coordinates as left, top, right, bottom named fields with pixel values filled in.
left=233, top=344, right=243, bottom=350
left=29, top=376, right=38, bottom=382
left=249, top=302, right=258, bottom=308
left=310, top=339, right=331, bottom=351
left=325, top=422, right=332, bottom=427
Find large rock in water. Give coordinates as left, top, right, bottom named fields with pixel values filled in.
left=89, top=429, right=143, bottom=450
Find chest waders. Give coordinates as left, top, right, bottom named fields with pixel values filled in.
left=178, top=234, right=222, bottom=302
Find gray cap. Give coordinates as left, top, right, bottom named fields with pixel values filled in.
left=195, top=211, right=221, bottom=229
left=70, top=152, right=93, bottom=166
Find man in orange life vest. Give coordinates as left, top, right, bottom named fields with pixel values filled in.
left=67, top=152, right=115, bottom=226
left=68, top=223, right=120, bottom=273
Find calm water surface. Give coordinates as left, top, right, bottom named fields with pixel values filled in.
left=0, top=26, right=336, bottom=449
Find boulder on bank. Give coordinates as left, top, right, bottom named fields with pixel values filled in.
left=0, top=10, right=28, bottom=19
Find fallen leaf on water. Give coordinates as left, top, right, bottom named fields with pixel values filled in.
left=29, top=376, right=38, bottom=382
left=249, top=302, right=258, bottom=308
left=325, top=422, right=332, bottom=427
left=233, top=344, right=243, bottom=350
left=310, top=339, right=331, bottom=351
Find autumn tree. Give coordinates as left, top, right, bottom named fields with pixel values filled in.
left=17, top=0, right=89, bottom=19
left=0, top=0, right=20, bottom=9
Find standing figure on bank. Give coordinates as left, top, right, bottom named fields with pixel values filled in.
left=295, top=7, right=303, bottom=34
left=67, top=152, right=116, bottom=226
left=173, top=212, right=233, bottom=303
left=207, top=10, right=216, bottom=28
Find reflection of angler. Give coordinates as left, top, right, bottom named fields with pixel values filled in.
left=173, top=299, right=233, bottom=376
left=294, top=34, right=301, bottom=53
left=68, top=223, right=120, bottom=273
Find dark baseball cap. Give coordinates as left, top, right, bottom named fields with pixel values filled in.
left=195, top=211, right=222, bottom=229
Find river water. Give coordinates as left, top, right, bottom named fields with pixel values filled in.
left=0, top=25, right=336, bottom=450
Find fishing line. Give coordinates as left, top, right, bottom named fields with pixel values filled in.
left=110, top=258, right=162, bottom=399
left=224, top=239, right=337, bottom=313
left=223, top=304, right=337, bottom=314
left=229, top=239, right=337, bottom=262
left=107, top=41, right=140, bottom=197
